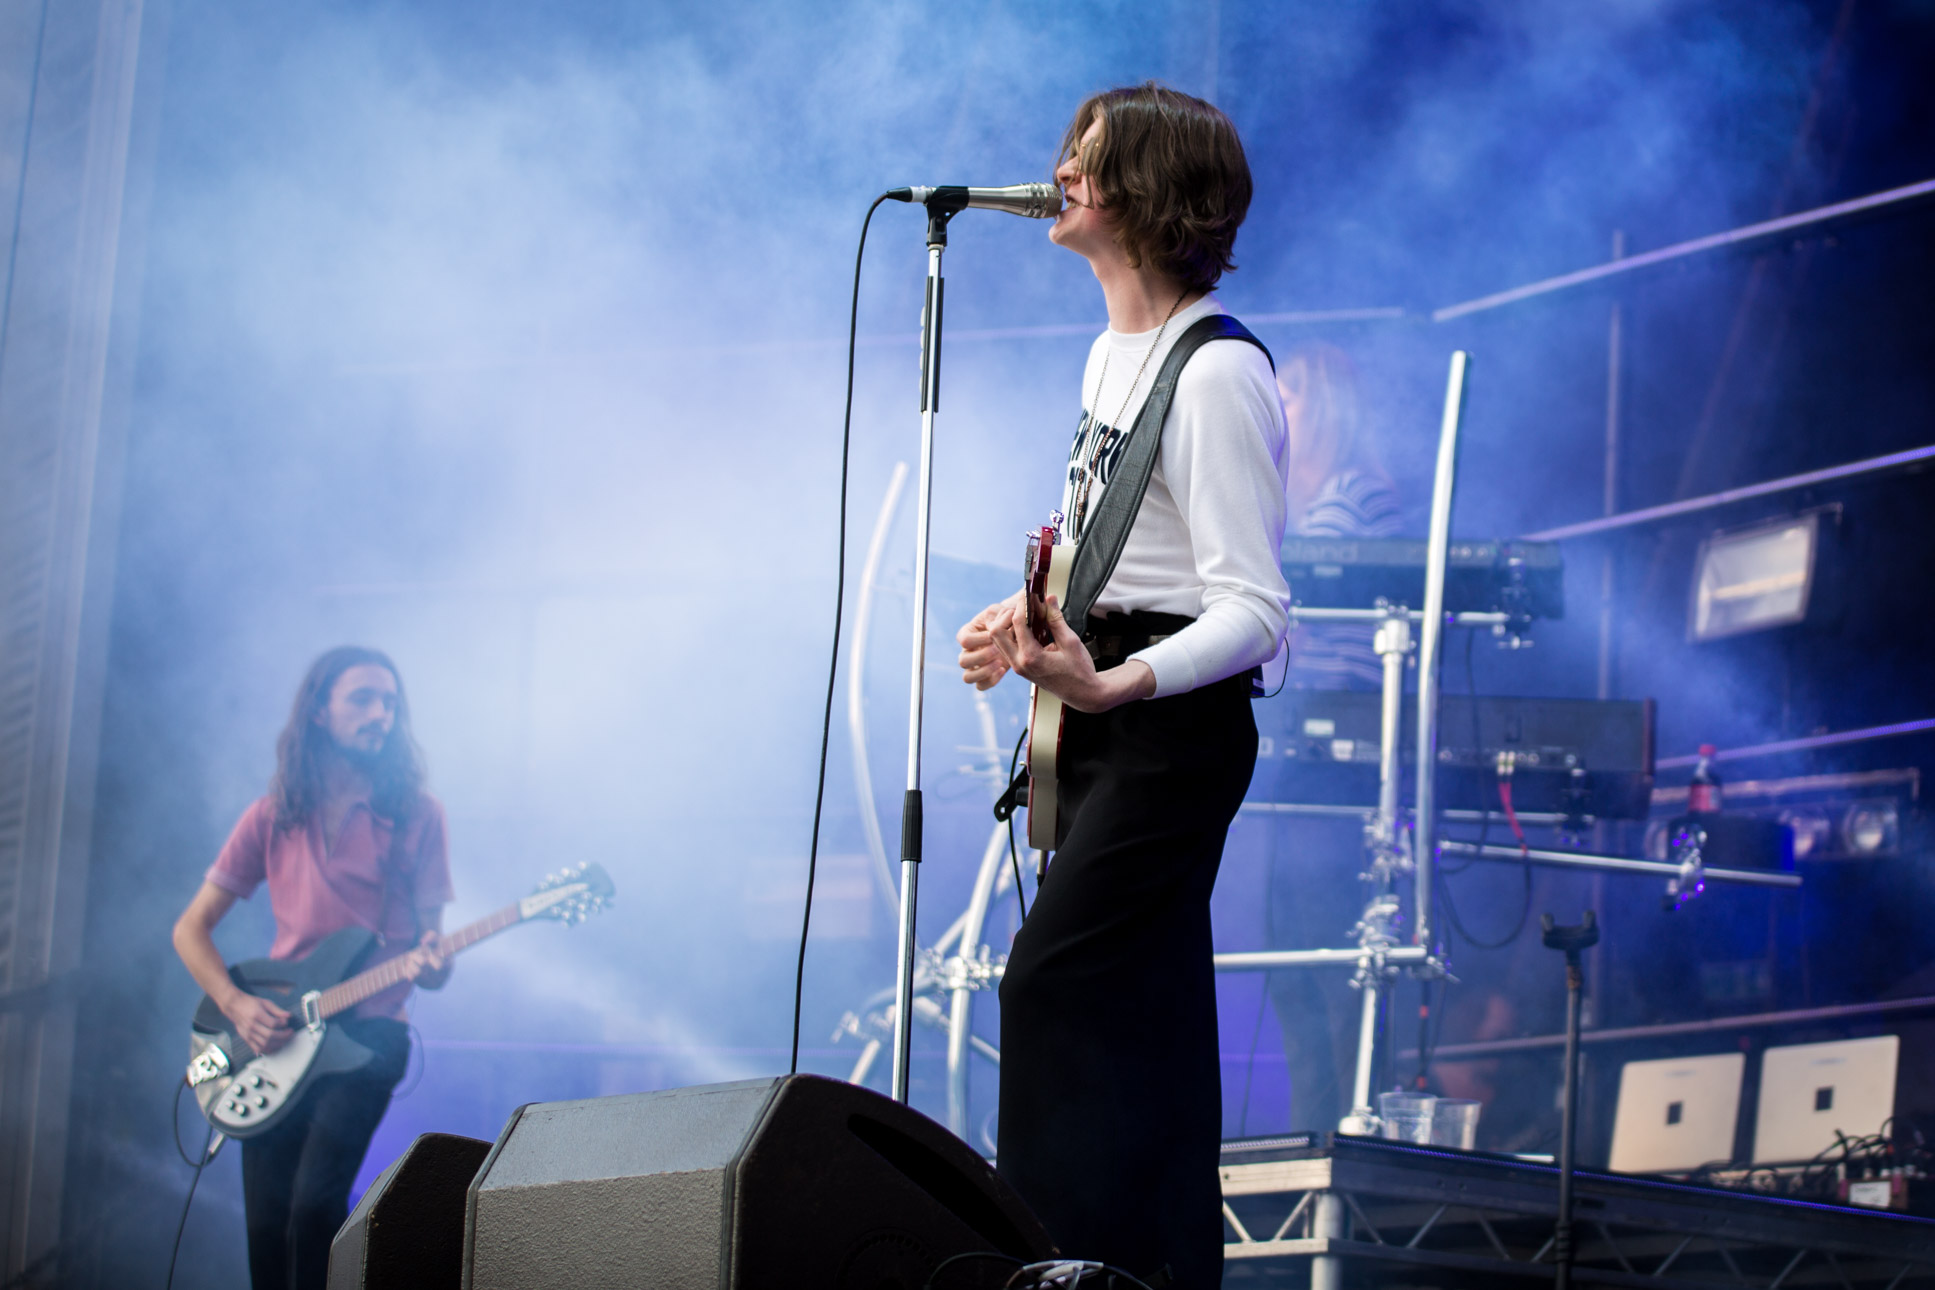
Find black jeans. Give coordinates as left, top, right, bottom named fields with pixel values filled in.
left=997, top=663, right=1256, bottom=1290
left=241, top=1017, right=409, bottom=1290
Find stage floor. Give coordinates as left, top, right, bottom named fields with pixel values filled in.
left=1219, top=1133, right=1935, bottom=1287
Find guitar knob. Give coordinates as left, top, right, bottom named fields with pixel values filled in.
left=233, top=1104, right=250, bottom=1118
left=254, top=1095, right=269, bottom=1109
left=249, top=1074, right=264, bottom=1088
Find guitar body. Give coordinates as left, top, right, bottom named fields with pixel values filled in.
left=1023, top=531, right=1077, bottom=851
left=188, top=926, right=381, bottom=1139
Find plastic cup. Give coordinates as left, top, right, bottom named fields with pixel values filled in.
left=1377, top=1092, right=1436, bottom=1144
left=1429, top=1098, right=1481, bottom=1150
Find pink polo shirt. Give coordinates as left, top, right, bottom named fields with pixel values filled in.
left=207, top=793, right=455, bottom=1019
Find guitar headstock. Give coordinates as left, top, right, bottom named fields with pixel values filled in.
left=518, top=863, right=616, bottom=925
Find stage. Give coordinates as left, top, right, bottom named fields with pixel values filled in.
left=1220, top=1134, right=1935, bottom=1288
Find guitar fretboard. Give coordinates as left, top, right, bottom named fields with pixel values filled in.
left=316, top=902, right=523, bottom=1018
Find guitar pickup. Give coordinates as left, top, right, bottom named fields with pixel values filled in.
left=300, top=991, right=323, bottom=1033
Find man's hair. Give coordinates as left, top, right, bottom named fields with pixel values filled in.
left=1057, top=82, right=1252, bottom=294
left=270, top=645, right=425, bottom=829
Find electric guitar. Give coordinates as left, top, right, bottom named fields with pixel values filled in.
left=185, top=862, right=614, bottom=1138
left=1022, top=518, right=1076, bottom=851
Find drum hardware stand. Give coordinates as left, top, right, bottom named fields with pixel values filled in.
left=1300, top=356, right=1473, bottom=1290
left=1319, top=601, right=1501, bottom=1134
left=1338, top=604, right=1420, bottom=1134
left=1263, top=352, right=1480, bottom=1145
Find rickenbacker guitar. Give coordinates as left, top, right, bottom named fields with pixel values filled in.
left=185, top=862, right=614, bottom=1138
left=1022, top=518, right=1076, bottom=851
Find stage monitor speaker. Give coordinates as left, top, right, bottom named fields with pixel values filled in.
left=462, top=1074, right=1052, bottom=1289
left=328, top=1131, right=493, bottom=1290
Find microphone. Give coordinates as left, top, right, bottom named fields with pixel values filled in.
left=884, top=183, right=1063, bottom=219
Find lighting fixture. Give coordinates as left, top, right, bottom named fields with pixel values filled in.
left=1688, top=512, right=1819, bottom=643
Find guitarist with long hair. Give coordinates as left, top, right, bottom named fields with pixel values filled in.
left=956, top=85, right=1290, bottom=1287
left=172, top=646, right=453, bottom=1290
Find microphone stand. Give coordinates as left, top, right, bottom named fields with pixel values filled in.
left=892, top=198, right=958, bottom=1104
left=1542, top=910, right=1600, bottom=1290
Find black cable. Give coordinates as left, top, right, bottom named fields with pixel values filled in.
left=165, top=1091, right=217, bottom=1290
left=924, top=1250, right=1025, bottom=1289
left=171, top=1078, right=202, bottom=1167
left=793, top=192, right=890, bottom=1077
left=1434, top=627, right=1533, bottom=948
left=1005, top=727, right=1029, bottom=922
left=1436, top=628, right=1488, bottom=875
left=1436, top=858, right=1533, bottom=950
left=1254, top=652, right=1289, bottom=700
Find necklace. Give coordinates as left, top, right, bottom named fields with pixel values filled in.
left=1071, top=287, right=1189, bottom=541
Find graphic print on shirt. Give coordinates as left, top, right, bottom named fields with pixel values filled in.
left=1064, top=408, right=1135, bottom=542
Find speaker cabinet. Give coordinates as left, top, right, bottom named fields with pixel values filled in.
left=328, top=1131, right=493, bottom=1289
left=462, top=1074, right=1051, bottom=1288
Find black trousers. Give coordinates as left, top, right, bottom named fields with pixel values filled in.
left=241, top=1018, right=409, bottom=1290
left=997, top=664, right=1256, bottom=1290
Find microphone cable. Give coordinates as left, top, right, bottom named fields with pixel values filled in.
left=793, top=192, right=891, bottom=1076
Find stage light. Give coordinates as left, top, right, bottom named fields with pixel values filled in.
left=1688, top=512, right=1819, bottom=642
left=1777, top=809, right=1833, bottom=861
left=1840, top=801, right=1899, bottom=855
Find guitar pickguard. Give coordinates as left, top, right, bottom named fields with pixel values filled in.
left=192, top=1025, right=322, bottom=1132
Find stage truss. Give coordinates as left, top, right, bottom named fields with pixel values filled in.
left=1221, top=1135, right=1935, bottom=1288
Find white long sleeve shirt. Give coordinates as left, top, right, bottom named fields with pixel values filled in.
left=1060, top=294, right=1291, bottom=698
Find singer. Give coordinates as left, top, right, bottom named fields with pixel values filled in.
left=956, top=84, right=1289, bottom=1287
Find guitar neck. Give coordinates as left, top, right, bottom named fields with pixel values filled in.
left=316, top=902, right=524, bottom=1019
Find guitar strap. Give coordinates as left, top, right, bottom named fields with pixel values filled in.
left=1061, top=313, right=1274, bottom=636
left=376, top=809, right=420, bottom=949
left=307, top=801, right=418, bottom=949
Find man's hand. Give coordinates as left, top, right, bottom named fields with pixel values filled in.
left=986, top=595, right=1156, bottom=714
left=403, top=930, right=451, bottom=990
left=956, top=591, right=1025, bottom=691
left=222, top=991, right=293, bottom=1055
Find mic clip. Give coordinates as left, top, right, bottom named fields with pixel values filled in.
left=883, top=186, right=968, bottom=213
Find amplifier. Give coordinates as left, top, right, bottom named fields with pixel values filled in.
left=1258, top=691, right=1656, bottom=820
left=1281, top=537, right=1564, bottom=619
